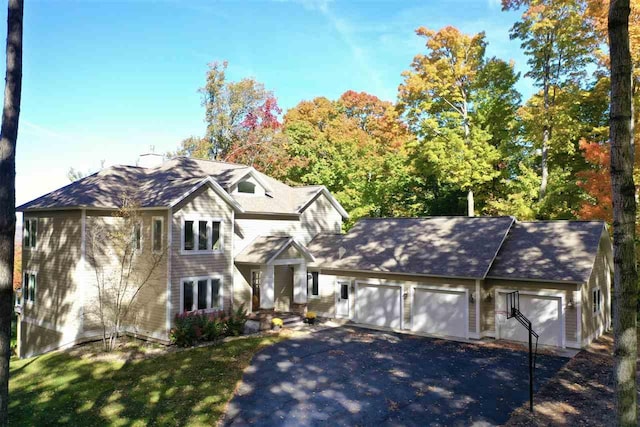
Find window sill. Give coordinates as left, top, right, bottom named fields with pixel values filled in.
left=182, top=307, right=224, bottom=315
left=180, top=250, right=224, bottom=256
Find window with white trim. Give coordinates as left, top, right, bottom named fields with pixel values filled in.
left=307, top=272, right=319, bottom=298
left=181, top=218, right=223, bottom=253
left=23, top=218, right=37, bottom=249
left=593, top=288, right=602, bottom=314
left=237, top=181, right=256, bottom=194
left=181, top=277, right=223, bottom=312
left=22, top=272, right=36, bottom=304
left=152, top=217, right=163, bottom=252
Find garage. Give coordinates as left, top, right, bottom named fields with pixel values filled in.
left=355, top=283, right=402, bottom=329
left=497, top=292, right=563, bottom=347
left=411, top=288, right=468, bottom=338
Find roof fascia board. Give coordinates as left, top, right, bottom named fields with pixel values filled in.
left=266, top=238, right=315, bottom=264
left=297, top=186, right=349, bottom=219
left=485, top=275, right=582, bottom=285
left=308, top=266, right=481, bottom=281
left=170, top=176, right=244, bottom=212
left=226, top=167, right=273, bottom=194
left=20, top=206, right=171, bottom=213
left=480, top=216, right=516, bottom=279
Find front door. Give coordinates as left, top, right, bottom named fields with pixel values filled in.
left=336, top=281, right=350, bottom=318
left=251, top=270, right=261, bottom=312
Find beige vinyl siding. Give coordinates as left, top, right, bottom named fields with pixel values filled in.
left=233, top=264, right=253, bottom=309
left=582, top=240, right=611, bottom=345
left=234, top=194, right=342, bottom=257
left=276, top=245, right=303, bottom=261
left=21, top=210, right=83, bottom=356
left=482, top=279, right=578, bottom=344
left=19, top=321, right=64, bottom=358
left=83, top=209, right=169, bottom=340
left=307, top=270, right=336, bottom=316
left=170, top=186, right=234, bottom=323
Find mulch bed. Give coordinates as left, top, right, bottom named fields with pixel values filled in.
left=506, top=333, right=637, bottom=426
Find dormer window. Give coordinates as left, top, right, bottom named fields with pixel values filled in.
left=238, top=181, right=256, bottom=194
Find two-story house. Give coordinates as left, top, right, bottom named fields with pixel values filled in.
left=17, top=156, right=612, bottom=357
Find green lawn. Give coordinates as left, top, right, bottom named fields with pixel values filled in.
left=9, top=334, right=286, bottom=426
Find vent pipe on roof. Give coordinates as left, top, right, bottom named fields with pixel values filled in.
left=467, top=190, right=475, bottom=217
left=338, top=247, right=346, bottom=259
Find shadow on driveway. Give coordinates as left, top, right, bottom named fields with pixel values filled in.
left=223, top=326, right=568, bottom=427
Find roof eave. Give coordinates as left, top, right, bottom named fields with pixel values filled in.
left=170, top=176, right=244, bottom=213
left=297, top=186, right=349, bottom=219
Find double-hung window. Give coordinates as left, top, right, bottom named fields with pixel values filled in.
left=307, top=272, right=319, bottom=299
left=593, top=288, right=602, bottom=314
left=22, top=272, right=36, bottom=304
left=181, top=277, right=223, bottom=312
left=182, top=218, right=222, bottom=253
left=23, top=218, right=37, bottom=249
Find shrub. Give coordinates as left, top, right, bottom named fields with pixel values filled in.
left=271, top=318, right=283, bottom=328
left=305, top=311, right=317, bottom=320
left=226, top=304, right=248, bottom=336
left=202, top=314, right=226, bottom=341
left=170, top=312, right=200, bottom=347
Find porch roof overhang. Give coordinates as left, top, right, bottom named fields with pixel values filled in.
left=234, top=235, right=315, bottom=265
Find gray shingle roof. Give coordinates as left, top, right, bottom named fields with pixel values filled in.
left=308, top=216, right=515, bottom=279
left=487, top=221, right=606, bottom=283
left=17, top=157, right=343, bottom=216
left=234, top=236, right=314, bottom=264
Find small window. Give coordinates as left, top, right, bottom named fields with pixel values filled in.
left=22, top=272, right=36, bottom=304
left=212, top=222, right=221, bottom=250
left=133, top=223, right=142, bottom=250
left=593, top=288, right=602, bottom=314
left=308, top=272, right=319, bottom=298
left=210, top=278, right=221, bottom=308
left=23, top=218, right=37, bottom=249
left=152, top=217, right=163, bottom=252
left=183, top=280, right=194, bottom=312
left=197, top=279, right=208, bottom=310
left=184, top=220, right=194, bottom=251
left=340, top=283, right=349, bottom=300
left=198, top=221, right=208, bottom=251
left=251, top=270, right=261, bottom=287
left=237, top=181, right=256, bottom=194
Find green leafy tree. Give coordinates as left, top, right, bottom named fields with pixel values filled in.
left=398, top=26, right=516, bottom=216
left=504, top=0, right=598, bottom=200
left=174, top=61, right=274, bottom=160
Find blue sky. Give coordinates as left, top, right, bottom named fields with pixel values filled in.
left=6, top=0, right=529, bottom=206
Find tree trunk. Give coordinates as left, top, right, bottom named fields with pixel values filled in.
left=540, top=59, right=551, bottom=200
left=0, top=1, right=23, bottom=425
left=609, top=1, right=638, bottom=426
left=467, top=190, right=474, bottom=217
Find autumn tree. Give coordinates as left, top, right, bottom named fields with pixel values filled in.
left=283, top=91, right=415, bottom=223
left=174, top=61, right=278, bottom=160
left=398, top=26, right=518, bottom=216
left=504, top=0, right=598, bottom=200
left=0, top=0, right=22, bottom=424
left=609, top=0, right=638, bottom=424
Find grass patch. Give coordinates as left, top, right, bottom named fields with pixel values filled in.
left=9, top=334, right=286, bottom=426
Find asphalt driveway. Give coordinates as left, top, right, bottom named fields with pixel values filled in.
left=223, top=326, right=568, bottom=427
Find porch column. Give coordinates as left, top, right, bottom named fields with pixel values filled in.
left=260, top=265, right=275, bottom=309
left=293, top=262, right=308, bottom=304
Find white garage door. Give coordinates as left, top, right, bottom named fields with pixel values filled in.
left=498, top=293, right=563, bottom=347
left=356, top=284, right=402, bottom=329
left=412, top=288, right=467, bottom=338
